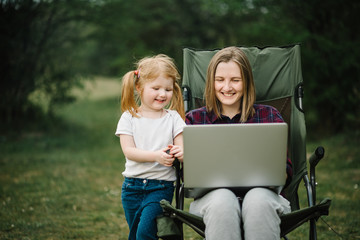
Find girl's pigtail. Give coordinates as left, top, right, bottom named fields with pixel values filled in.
left=170, top=81, right=185, bottom=120
left=121, top=71, right=139, bottom=117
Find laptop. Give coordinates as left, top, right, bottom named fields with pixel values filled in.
left=183, top=123, right=288, bottom=198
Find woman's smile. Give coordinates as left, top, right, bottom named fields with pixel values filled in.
left=214, top=61, right=244, bottom=111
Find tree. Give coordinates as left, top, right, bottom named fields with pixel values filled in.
left=270, top=0, right=360, bottom=132
left=0, top=0, right=95, bottom=126
left=3, top=0, right=357, bottom=134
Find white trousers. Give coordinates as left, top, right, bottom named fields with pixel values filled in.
left=189, top=188, right=291, bottom=240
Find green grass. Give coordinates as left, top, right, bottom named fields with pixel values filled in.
left=1, top=78, right=359, bottom=239
left=286, top=133, right=360, bottom=239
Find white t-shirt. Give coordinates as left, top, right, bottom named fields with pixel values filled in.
left=115, top=110, right=186, bottom=181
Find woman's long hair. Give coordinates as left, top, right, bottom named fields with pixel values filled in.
left=205, top=47, right=255, bottom=122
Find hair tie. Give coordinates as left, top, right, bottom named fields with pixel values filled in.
left=134, top=70, right=140, bottom=79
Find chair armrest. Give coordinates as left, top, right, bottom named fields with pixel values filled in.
left=280, top=198, right=331, bottom=236
left=309, top=146, right=325, bottom=168
left=160, top=199, right=206, bottom=237
left=308, top=146, right=325, bottom=205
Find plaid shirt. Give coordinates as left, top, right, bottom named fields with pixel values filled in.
left=185, top=104, right=293, bottom=191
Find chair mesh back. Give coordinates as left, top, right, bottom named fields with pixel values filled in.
left=182, top=45, right=307, bottom=210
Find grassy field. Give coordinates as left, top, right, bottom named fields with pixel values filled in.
left=1, top=77, right=359, bottom=239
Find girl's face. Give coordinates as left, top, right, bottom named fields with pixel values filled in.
left=138, top=74, right=174, bottom=113
left=214, top=61, right=244, bottom=111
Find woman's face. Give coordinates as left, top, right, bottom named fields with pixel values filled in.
left=214, top=61, right=244, bottom=111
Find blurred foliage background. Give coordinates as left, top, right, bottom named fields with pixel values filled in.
left=1, top=0, right=359, bottom=135
left=1, top=1, right=359, bottom=239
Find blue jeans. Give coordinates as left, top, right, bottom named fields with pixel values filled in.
left=121, top=177, right=175, bottom=240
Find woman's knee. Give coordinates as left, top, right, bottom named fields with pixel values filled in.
left=210, top=189, right=239, bottom=207
left=203, top=189, right=241, bottom=220
left=242, top=188, right=280, bottom=217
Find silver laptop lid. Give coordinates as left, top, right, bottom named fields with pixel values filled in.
left=183, top=123, right=288, bottom=198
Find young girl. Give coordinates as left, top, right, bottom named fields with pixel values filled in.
left=115, top=54, right=186, bottom=240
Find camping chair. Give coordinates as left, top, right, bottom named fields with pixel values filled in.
left=157, top=45, right=331, bottom=240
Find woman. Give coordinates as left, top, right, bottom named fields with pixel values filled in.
left=185, top=46, right=293, bottom=240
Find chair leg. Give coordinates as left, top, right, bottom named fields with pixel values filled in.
left=309, top=218, right=317, bottom=240
left=308, top=147, right=324, bottom=240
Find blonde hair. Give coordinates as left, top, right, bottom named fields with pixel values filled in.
left=205, top=46, right=255, bottom=122
left=121, top=54, right=185, bottom=119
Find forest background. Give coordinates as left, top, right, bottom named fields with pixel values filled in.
left=1, top=0, right=360, bottom=239
left=1, top=0, right=359, bottom=134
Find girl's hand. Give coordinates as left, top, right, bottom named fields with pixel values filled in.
left=167, top=144, right=184, bottom=162
left=155, top=147, right=175, bottom=167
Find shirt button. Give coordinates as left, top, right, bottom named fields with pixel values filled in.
left=143, top=180, right=147, bottom=184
